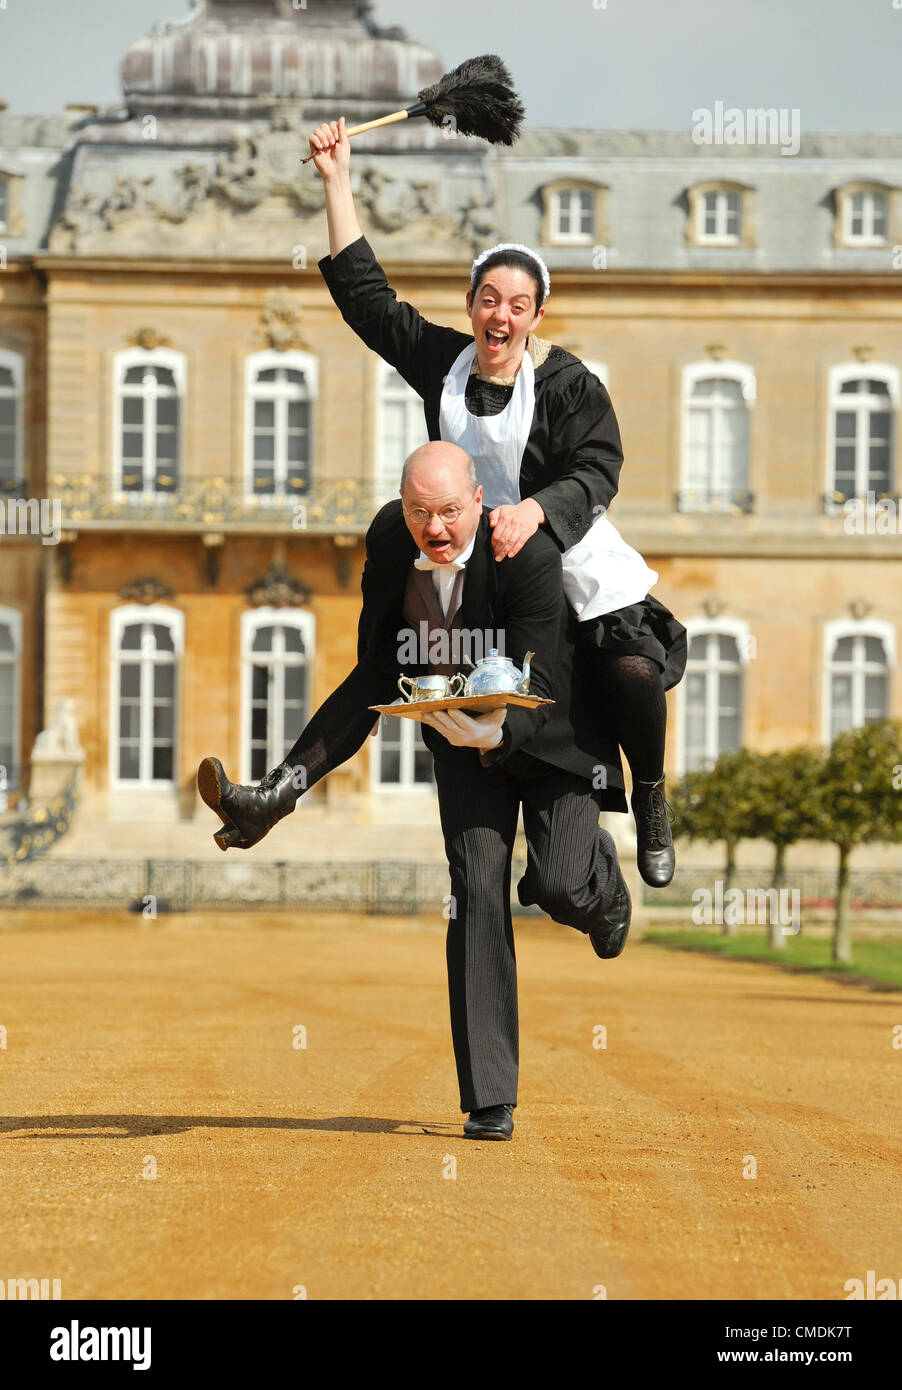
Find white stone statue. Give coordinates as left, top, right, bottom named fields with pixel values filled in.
left=31, top=698, right=85, bottom=760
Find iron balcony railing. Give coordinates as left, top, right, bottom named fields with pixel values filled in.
left=48, top=474, right=395, bottom=534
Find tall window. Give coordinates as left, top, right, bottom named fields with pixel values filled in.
left=241, top=608, right=313, bottom=783
left=0, top=349, right=24, bottom=489
left=372, top=716, right=434, bottom=791
left=681, top=622, right=748, bottom=773
left=829, top=367, right=897, bottom=500
left=699, top=190, right=742, bottom=242
left=824, top=622, right=893, bottom=742
left=376, top=363, right=427, bottom=499
left=115, top=348, right=185, bottom=495
left=553, top=188, right=595, bottom=242
left=111, top=605, right=182, bottom=785
left=0, top=608, right=22, bottom=789
left=246, top=351, right=316, bottom=499
left=844, top=191, right=888, bottom=244
left=680, top=364, right=754, bottom=512
left=0, top=178, right=8, bottom=234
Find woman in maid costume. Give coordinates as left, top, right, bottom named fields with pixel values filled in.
left=309, top=118, right=686, bottom=885
left=283, top=117, right=683, bottom=885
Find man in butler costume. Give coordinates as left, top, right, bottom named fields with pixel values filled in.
left=198, top=442, right=631, bottom=1141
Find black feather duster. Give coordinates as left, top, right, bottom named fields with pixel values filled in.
left=302, top=54, right=525, bottom=162
left=408, top=54, right=525, bottom=145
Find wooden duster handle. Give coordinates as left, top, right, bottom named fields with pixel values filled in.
left=301, top=109, right=411, bottom=164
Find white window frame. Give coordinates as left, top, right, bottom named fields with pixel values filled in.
left=109, top=603, right=183, bottom=789
left=677, top=616, right=751, bottom=775
left=680, top=361, right=755, bottom=509
left=370, top=715, right=436, bottom=795
left=244, top=350, right=318, bottom=504
left=0, top=348, right=24, bottom=485
left=240, top=606, right=315, bottom=784
left=822, top=618, right=894, bottom=746
left=697, top=189, right=742, bottom=245
left=113, top=347, right=186, bottom=499
left=843, top=189, right=889, bottom=245
left=826, top=363, right=899, bottom=503
left=0, top=605, right=23, bottom=789
left=374, top=360, right=427, bottom=503
left=552, top=187, right=595, bottom=244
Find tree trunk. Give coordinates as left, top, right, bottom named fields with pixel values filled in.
left=832, top=844, right=853, bottom=964
left=722, top=839, right=739, bottom=937
left=768, top=841, right=787, bottom=950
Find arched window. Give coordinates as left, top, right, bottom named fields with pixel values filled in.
left=680, top=362, right=755, bottom=513
left=114, top=348, right=185, bottom=496
left=823, top=620, right=894, bottom=743
left=686, top=181, right=755, bottom=248
left=0, top=349, right=24, bottom=490
left=0, top=607, right=22, bottom=792
left=827, top=364, right=898, bottom=503
left=110, top=605, right=182, bottom=785
left=245, top=351, right=317, bottom=500
left=241, top=607, right=314, bottom=783
left=371, top=716, right=434, bottom=792
left=376, top=362, right=427, bottom=500
left=539, top=180, right=606, bottom=248
left=680, top=618, right=750, bottom=773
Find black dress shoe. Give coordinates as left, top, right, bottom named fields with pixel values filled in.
left=588, top=867, right=632, bottom=959
left=463, top=1104, right=514, bottom=1140
left=197, top=756, right=299, bottom=851
left=631, top=775, right=676, bottom=888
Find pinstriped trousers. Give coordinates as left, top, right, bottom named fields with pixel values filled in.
left=432, top=750, right=622, bottom=1114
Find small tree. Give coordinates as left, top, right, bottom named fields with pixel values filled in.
left=670, top=748, right=766, bottom=937
left=741, top=747, right=826, bottom=949
left=810, top=720, right=902, bottom=963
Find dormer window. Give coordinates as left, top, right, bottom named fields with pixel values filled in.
left=540, top=180, right=607, bottom=247
left=833, top=182, right=899, bottom=249
left=686, top=181, right=755, bottom=248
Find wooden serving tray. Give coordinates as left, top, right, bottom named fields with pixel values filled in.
left=370, top=692, right=554, bottom=722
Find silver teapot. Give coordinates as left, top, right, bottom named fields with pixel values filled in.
left=462, top=648, right=534, bottom=697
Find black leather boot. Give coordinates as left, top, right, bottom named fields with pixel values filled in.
left=197, top=756, right=300, bottom=851
left=631, top=775, right=675, bottom=888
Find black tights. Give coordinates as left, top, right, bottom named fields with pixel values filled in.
left=590, top=652, right=667, bottom=788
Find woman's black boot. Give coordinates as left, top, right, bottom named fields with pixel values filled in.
left=631, top=775, right=675, bottom=887
left=197, top=756, right=300, bottom=851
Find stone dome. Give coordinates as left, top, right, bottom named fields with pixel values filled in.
left=120, top=0, right=445, bottom=111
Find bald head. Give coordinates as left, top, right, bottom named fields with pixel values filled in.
left=400, top=441, right=477, bottom=497
left=399, top=441, right=483, bottom=564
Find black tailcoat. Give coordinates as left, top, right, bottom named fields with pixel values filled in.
left=284, top=503, right=626, bottom=809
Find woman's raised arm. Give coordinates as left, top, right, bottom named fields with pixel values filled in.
left=309, top=117, right=362, bottom=257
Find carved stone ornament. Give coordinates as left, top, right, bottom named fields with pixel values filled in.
left=702, top=597, right=725, bottom=617
left=128, top=327, right=172, bottom=351
left=119, top=577, right=175, bottom=604
left=246, top=561, right=311, bottom=609
left=256, top=290, right=306, bottom=351
left=852, top=344, right=875, bottom=362
left=705, top=343, right=728, bottom=361
left=849, top=598, right=873, bottom=619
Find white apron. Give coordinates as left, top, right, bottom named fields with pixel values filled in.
left=438, top=342, right=657, bottom=621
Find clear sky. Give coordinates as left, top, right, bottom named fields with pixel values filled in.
left=0, top=0, right=900, bottom=131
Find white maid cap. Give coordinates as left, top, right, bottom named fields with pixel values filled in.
left=470, top=243, right=551, bottom=301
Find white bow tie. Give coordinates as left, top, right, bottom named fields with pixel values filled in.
left=414, top=556, right=466, bottom=573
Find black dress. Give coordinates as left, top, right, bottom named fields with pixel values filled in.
left=319, top=236, right=686, bottom=691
